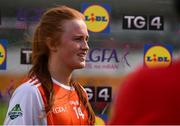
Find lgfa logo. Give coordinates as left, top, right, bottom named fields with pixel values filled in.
left=144, top=44, right=172, bottom=68
left=0, top=39, right=7, bottom=70
left=82, top=3, right=111, bottom=33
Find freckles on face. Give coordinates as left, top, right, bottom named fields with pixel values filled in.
left=56, top=19, right=89, bottom=69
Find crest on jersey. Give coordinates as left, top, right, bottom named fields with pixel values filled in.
left=8, top=104, right=23, bottom=120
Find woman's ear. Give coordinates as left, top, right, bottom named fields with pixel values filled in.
left=46, top=37, right=57, bottom=52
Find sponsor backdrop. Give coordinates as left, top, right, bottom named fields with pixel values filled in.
left=0, top=0, right=180, bottom=125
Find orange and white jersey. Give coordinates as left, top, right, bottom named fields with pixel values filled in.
left=4, top=77, right=89, bottom=125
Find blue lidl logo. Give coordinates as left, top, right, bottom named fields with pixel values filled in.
left=82, top=3, right=111, bottom=33
left=0, top=39, right=7, bottom=70
left=144, top=44, right=172, bottom=68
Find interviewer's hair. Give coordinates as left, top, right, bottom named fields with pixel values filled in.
left=28, top=5, right=95, bottom=124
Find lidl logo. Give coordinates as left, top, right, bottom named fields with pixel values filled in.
left=0, top=39, right=7, bottom=70
left=144, top=44, right=172, bottom=68
left=82, top=3, right=111, bottom=33
left=95, top=115, right=106, bottom=125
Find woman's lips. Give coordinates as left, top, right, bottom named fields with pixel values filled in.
left=77, top=52, right=87, bottom=61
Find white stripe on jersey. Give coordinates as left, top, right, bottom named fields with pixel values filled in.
left=3, top=78, right=47, bottom=125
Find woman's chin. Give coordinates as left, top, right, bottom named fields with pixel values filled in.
left=78, top=63, right=86, bottom=69
left=73, top=62, right=86, bottom=69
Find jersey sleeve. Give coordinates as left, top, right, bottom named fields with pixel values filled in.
left=3, top=83, right=47, bottom=125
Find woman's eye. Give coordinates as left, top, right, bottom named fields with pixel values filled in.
left=75, top=38, right=81, bottom=41
left=73, top=36, right=89, bottom=42
left=74, top=37, right=83, bottom=42
left=86, top=37, right=89, bottom=42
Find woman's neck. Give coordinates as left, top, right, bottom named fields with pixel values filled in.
left=50, top=71, right=72, bottom=86
left=48, top=59, right=72, bottom=86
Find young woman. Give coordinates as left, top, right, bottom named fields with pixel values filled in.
left=4, top=5, right=95, bottom=125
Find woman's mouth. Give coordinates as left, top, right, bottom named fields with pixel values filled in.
left=77, top=52, right=86, bottom=61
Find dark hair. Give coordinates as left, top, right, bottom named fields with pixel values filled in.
left=28, top=5, right=95, bottom=124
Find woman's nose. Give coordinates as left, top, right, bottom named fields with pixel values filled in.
left=81, top=41, right=89, bottom=51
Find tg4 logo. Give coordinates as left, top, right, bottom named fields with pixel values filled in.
left=84, top=86, right=112, bottom=102
left=123, top=15, right=164, bottom=30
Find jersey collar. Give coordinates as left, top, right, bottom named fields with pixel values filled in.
left=51, top=77, right=75, bottom=90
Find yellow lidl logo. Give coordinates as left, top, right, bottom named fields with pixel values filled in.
left=0, top=39, right=7, bottom=70
left=0, top=44, right=6, bottom=64
left=82, top=3, right=110, bottom=33
left=144, top=44, right=172, bottom=68
left=95, top=116, right=105, bottom=125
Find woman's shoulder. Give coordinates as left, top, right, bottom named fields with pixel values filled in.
left=12, top=78, right=41, bottom=97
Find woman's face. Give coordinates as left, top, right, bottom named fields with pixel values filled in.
left=55, top=19, right=89, bottom=70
